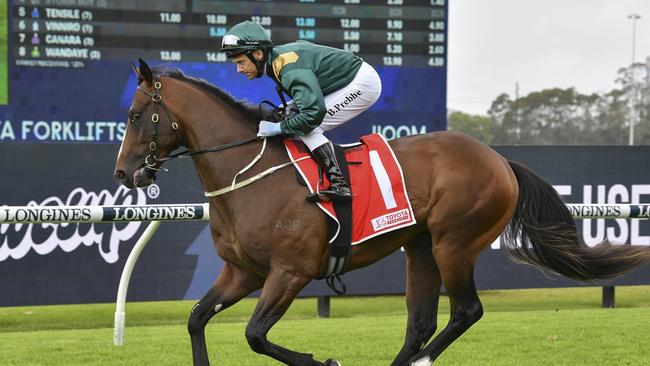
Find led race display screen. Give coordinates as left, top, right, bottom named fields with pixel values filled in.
left=0, top=0, right=447, bottom=144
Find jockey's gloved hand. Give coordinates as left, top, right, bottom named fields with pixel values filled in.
left=285, top=102, right=299, bottom=117
left=257, top=120, right=283, bottom=137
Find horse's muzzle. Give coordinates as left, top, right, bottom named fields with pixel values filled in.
left=114, top=169, right=134, bottom=188
left=114, top=167, right=156, bottom=188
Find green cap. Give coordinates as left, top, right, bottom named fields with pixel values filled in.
left=219, top=21, right=273, bottom=57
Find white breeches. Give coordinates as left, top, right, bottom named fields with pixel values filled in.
left=299, top=61, right=382, bottom=151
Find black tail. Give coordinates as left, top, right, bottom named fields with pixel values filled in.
left=503, top=160, right=650, bottom=281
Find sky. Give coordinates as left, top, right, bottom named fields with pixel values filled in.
left=448, top=0, right=650, bottom=115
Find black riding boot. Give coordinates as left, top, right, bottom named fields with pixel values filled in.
left=312, top=142, right=352, bottom=202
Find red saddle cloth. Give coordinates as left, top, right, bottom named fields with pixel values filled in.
left=284, top=133, right=416, bottom=244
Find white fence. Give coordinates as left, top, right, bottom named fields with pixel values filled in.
left=1, top=203, right=649, bottom=345
left=1, top=204, right=209, bottom=345
left=0, top=204, right=209, bottom=224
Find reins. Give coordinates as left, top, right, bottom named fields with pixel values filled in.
left=156, top=136, right=260, bottom=163
left=136, top=78, right=261, bottom=169
left=136, top=77, right=309, bottom=197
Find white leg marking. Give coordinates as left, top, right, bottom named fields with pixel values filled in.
left=411, top=356, right=432, bottom=366
left=214, top=303, right=222, bottom=313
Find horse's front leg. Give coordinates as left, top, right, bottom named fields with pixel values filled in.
left=188, top=262, right=263, bottom=366
left=244, top=269, right=337, bottom=366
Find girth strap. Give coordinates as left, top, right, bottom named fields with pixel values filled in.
left=323, top=144, right=352, bottom=289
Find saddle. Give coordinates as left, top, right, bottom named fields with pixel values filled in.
left=285, top=134, right=417, bottom=293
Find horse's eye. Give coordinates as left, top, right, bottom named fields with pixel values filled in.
left=130, top=113, right=141, bottom=122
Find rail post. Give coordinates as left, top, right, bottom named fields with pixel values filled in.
left=113, top=220, right=162, bottom=345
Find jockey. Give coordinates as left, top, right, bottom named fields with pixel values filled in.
left=219, top=20, right=382, bottom=203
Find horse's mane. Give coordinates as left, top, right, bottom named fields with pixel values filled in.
left=151, top=66, right=264, bottom=123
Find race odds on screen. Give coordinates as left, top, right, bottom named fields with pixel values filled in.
left=0, top=0, right=447, bottom=143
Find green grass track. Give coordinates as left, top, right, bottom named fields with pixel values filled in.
left=2, top=286, right=650, bottom=365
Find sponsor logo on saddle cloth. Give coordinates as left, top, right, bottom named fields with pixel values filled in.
left=284, top=133, right=416, bottom=244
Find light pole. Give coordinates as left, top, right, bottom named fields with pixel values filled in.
left=628, top=13, right=641, bottom=146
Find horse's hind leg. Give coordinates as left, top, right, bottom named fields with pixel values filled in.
left=188, top=262, right=263, bottom=366
left=391, top=233, right=442, bottom=366
left=409, top=241, right=483, bottom=366
left=244, top=269, right=333, bottom=366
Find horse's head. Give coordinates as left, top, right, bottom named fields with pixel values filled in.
left=114, top=59, right=184, bottom=188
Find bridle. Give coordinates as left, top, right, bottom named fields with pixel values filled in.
left=135, top=77, right=258, bottom=171
left=136, top=78, right=181, bottom=171
left=132, top=76, right=310, bottom=198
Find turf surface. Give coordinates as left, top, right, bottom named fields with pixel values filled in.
left=2, top=286, right=650, bottom=365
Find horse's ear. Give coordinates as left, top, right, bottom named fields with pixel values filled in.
left=138, top=58, right=153, bottom=84
left=131, top=63, right=144, bottom=84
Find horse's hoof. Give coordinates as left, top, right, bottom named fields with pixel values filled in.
left=410, top=356, right=433, bottom=366
left=324, top=359, right=341, bottom=366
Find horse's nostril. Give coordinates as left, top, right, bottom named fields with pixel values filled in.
left=114, top=170, right=126, bottom=181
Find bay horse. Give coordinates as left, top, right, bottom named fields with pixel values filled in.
left=114, top=59, right=650, bottom=366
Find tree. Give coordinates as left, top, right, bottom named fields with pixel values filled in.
left=488, top=93, right=517, bottom=145
left=453, top=62, right=650, bottom=145
left=485, top=62, right=650, bottom=145
left=614, top=63, right=650, bottom=145
left=592, top=88, right=627, bottom=145
left=447, top=111, right=494, bottom=144
left=489, top=88, right=601, bottom=144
